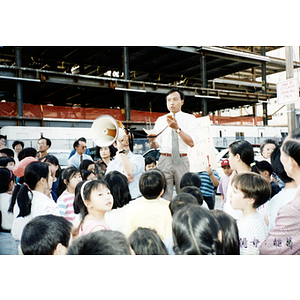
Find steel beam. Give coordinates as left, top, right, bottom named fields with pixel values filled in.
left=15, top=47, right=24, bottom=126
left=123, top=46, right=131, bottom=122
left=0, top=65, right=270, bottom=103
left=261, top=46, right=268, bottom=125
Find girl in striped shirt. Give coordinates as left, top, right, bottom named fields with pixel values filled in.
left=57, top=167, right=82, bottom=223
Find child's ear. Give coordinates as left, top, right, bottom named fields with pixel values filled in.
left=53, top=243, right=68, bottom=255
left=159, top=189, right=164, bottom=198
left=84, top=199, right=92, bottom=209
left=217, top=230, right=223, bottom=243
left=247, top=197, right=255, bottom=206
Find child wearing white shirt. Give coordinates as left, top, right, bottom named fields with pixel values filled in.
left=228, top=172, right=271, bottom=255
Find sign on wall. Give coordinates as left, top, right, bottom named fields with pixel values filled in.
left=276, top=77, right=299, bottom=105
left=188, top=116, right=218, bottom=172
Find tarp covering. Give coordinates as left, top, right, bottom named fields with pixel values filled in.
left=0, top=102, right=263, bottom=125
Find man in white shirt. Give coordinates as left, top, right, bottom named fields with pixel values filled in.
left=68, top=138, right=93, bottom=168
left=148, top=88, right=199, bottom=200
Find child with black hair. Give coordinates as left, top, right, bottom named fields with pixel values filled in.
left=74, top=180, right=113, bottom=237
left=57, top=167, right=82, bottom=222
left=81, top=169, right=96, bottom=181
left=256, top=160, right=281, bottom=198
left=178, top=186, right=203, bottom=206
left=144, top=156, right=156, bottom=171
left=79, top=159, right=96, bottom=174
left=256, top=159, right=281, bottom=222
left=228, top=172, right=271, bottom=255
left=0, top=156, right=15, bottom=171
left=124, top=169, right=172, bottom=240
left=179, top=172, right=208, bottom=208
left=163, top=192, right=199, bottom=255
left=172, top=204, right=223, bottom=255
left=179, top=171, right=201, bottom=189
left=11, top=161, right=60, bottom=241
left=0, top=148, right=14, bottom=159
left=20, top=214, right=73, bottom=255
left=39, top=154, right=62, bottom=202
left=0, top=168, right=19, bottom=254
left=128, top=227, right=168, bottom=255
left=211, top=209, right=240, bottom=255
left=67, top=230, right=133, bottom=255
left=103, top=171, right=135, bottom=234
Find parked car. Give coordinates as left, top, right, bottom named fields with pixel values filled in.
left=142, top=148, right=161, bottom=161
left=215, top=144, right=265, bottom=178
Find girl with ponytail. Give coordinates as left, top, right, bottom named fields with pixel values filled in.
left=73, top=180, right=113, bottom=237
left=11, top=161, right=60, bottom=241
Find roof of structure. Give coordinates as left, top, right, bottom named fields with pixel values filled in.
left=0, top=46, right=298, bottom=115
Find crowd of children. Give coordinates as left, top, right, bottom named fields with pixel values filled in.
left=1, top=128, right=300, bottom=255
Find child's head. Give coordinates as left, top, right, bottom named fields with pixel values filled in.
left=0, top=167, right=15, bottom=193
left=103, top=170, right=131, bottom=209
left=74, top=180, right=113, bottom=220
left=172, top=204, right=222, bottom=255
left=144, top=156, right=156, bottom=171
left=221, top=159, right=233, bottom=176
left=178, top=186, right=203, bottom=206
left=39, top=154, right=61, bottom=179
left=21, top=214, right=73, bottom=255
left=128, top=227, right=168, bottom=255
left=179, top=172, right=201, bottom=189
left=18, top=147, right=38, bottom=161
left=211, top=209, right=240, bottom=255
left=0, top=148, right=14, bottom=158
left=81, top=169, right=96, bottom=181
left=24, top=161, right=52, bottom=192
left=0, top=156, right=15, bottom=171
left=17, top=162, right=52, bottom=218
left=58, top=167, right=82, bottom=196
left=139, top=169, right=165, bottom=200
left=230, top=172, right=271, bottom=210
left=256, top=160, right=273, bottom=180
left=79, top=159, right=95, bottom=173
left=270, top=145, right=293, bottom=184
left=169, top=192, right=199, bottom=216
left=67, top=230, right=133, bottom=255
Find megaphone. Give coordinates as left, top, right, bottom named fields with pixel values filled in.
left=91, top=115, right=126, bottom=147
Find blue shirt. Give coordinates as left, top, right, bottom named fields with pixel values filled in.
left=68, top=148, right=91, bottom=159
left=197, top=170, right=220, bottom=197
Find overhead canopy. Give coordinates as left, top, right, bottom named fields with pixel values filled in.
left=0, top=46, right=296, bottom=116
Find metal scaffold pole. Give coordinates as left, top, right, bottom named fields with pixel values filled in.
left=285, top=46, right=296, bottom=133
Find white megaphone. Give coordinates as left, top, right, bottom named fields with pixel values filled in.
left=91, top=115, right=126, bottom=147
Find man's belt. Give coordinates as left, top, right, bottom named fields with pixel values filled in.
left=160, top=153, right=187, bottom=157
